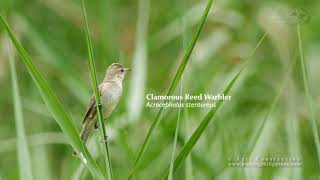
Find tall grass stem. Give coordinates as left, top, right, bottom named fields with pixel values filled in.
left=297, top=23, right=320, bottom=165
left=0, top=14, right=105, bottom=180
left=128, top=0, right=214, bottom=178
left=80, top=0, right=114, bottom=179
left=7, top=38, right=34, bottom=180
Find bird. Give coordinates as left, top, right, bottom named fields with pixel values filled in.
left=73, top=63, right=130, bottom=156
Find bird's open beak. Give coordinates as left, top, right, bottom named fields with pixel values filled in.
left=124, top=68, right=131, bottom=72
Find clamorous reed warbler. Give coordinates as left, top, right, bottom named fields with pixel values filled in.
left=73, top=63, right=130, bottom=156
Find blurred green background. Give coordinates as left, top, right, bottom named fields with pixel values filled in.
left=1, top=0, right=320, bottom=179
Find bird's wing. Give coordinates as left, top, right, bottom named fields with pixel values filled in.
left=82, top=96, right=96, bottom=124
left=82, top=84, right=104, bottom=124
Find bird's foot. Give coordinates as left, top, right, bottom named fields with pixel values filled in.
left=94, top=122, right=99, bottom=129
left=99, top=135, right=109, bottom=144
left=72, top=150, right=78, bottom=157
left=96, top=103, right=102, bottom=108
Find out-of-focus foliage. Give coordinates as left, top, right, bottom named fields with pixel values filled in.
left=0, top=0, right=319, bottom=179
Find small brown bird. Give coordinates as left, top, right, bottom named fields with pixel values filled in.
left=73, top=63, right=130, bottom=156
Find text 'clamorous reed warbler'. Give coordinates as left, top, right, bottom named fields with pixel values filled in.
left=73, top=63, right=130, bottom=156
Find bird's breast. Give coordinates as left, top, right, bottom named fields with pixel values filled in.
left=100, top=82, right=122, bottom=116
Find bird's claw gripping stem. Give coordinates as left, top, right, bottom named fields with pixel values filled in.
left=99, top=135, right=109, bottom=144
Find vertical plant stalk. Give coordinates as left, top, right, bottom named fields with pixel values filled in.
left=245, top=52, right=298, bottom=157
left=7, top=39, right=34, bottom=180
left=128, top=0, right=214, bottom=178
left=180, top=2, right=194, bottom=178
left=244, top=58, right=298, bottom=180
left=168, top=2, right=192, bottom=178
left=80, top=0, right=113, bottom=179
left=162, top=33, right=268, bottom=178
left=297, top=23, right=320, bottom=164
left=127, top=0, right=150, bottom=122
left=245, top=86, right=283, bottom=156
left=183, top=111, right=194, bottom=180
left=0, top=15, right=105, bottom=180
left=168, top=81, right=183, bottom=180
left=162, top=69, right=242, bottom=179
left=285, top=76, right=302, bottom=180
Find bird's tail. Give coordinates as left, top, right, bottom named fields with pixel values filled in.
left=73, top=120, right=95, bottom=156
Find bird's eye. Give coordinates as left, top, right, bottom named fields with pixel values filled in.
left=121, top=69, right=124, bottom=72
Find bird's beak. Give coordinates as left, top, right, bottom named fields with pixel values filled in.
left=124, top=68, right=131, bottom=72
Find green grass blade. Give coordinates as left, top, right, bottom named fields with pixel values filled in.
left=7, top=40, right=34, bottom=180
left=245, top=57, right=297, bottom=157
left=80, top=0, right=113, bottom=179
left=162, top=68, right=242, bottom=179
left=184, top=128, right=194, bottom=180
left=243, top=55, right=298, bottom=180
left=165, top=0, right=213, bottom=96
left=162, top=33, right=267, bottom=178
left=245, top=84, right=283, bottom=156
left=168, top=82, right=183, bottom=180
left=128, top=0, right=214, bottom=178
left=297, top=23, right=320, bottom=164
left=180, top=2, right=194, bottom=178
left=0, top=15, right=105, bottom=180
left=168, top=2, right=190, bottom=178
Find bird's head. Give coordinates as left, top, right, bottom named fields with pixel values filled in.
left=105, top=63, right=130, bottom=81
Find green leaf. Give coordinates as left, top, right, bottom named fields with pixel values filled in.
left=297, top=23, right=320, bottom=165
left=169, top=2, right=192, bottom=178
left=168, top=82, right=183, bottom=180
left=162, top=67, right=242, bottom=179
left=245, top=55, right=297, bottom=157
left=7, top=39, right=34, bottom=180
left=162, top=33, right=267, bottom=178
left=0, top=15, right=105, bottom=180
left=80, top=0, right=113, bottom=179
left=128, top=0, right=214, bottom=178
left=245, top=84, right=283, bottom=157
